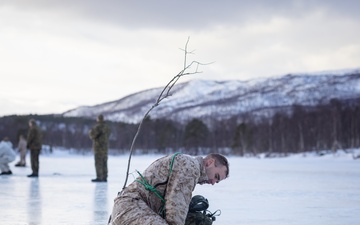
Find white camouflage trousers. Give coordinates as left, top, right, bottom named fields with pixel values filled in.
left=0, top=155, right=15, bottom=172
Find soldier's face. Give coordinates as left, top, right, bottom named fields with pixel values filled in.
left=203, top=159, right=227, bottom=185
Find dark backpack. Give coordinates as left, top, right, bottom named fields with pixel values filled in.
left=185, top=195, right=220, bottom=225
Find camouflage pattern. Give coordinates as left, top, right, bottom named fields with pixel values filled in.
left=110, top=154, right=209, bottom=225
left=27, top=122, right=42, bottom=175
left=0, top=141, right=16, bottom=172
left=30, top=149, right=40, bottom=174
left=89, top=120, right=110, bottom=180
left=185, top=212, right=213, bottom=225
left=27, top=124, right=42, bottom=150
left=94, top=151, right=108, bottom=180
left=17, top=136, right=27, bottom=165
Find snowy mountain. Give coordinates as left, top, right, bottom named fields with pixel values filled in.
left=63, top=68, right=360, bottom=124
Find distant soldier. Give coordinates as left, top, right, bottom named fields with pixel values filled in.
left=0, top=137, right=16, bottom=175
left=89, top=114, right=111, bottom=182
left=15, top=134, right=27, bottom=167
left=2, top=136, right=13, bottom=148
left=27, top=119, right=42, bottom=177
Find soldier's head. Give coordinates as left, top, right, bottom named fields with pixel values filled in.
left=201, top=153, right=229, bottom=185
left=29, top=119, right=37, bottom=127
left=97, top=114, right=104, bottom=122
left=3, top=136, right=9, bottom=142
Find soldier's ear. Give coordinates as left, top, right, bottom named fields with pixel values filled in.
left=205, top=158, right=215, bottom=167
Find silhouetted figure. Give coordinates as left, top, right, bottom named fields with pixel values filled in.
left=27, top=119, right=42, bottom=178
left=0, top=137, right=16, bottom=175
left=89, top=114, right=111, bottom=182
left=15, top=134, right=27, bottom=167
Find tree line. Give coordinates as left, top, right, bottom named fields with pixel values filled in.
left=1, top=98, right=359, bottom=156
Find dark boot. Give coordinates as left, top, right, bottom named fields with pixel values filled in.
left=91, top=178, right=107, bottom=182
left=27, top=173, right=38, bottom=177
left=15, top=163, right=26, bottom=167
left=0, top=170, right=12, bottom=175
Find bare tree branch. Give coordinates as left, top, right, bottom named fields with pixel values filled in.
left=122, top=37, right=209, bottom=190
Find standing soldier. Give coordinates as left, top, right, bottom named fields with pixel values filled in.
left=89, top=114, right=111, bottom=182
left=27, top=119, right=42, bottom=177
left=15, top=134, right=27, bottom=167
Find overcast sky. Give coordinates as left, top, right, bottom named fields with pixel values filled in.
left=1, top=0, right=359, bottom=116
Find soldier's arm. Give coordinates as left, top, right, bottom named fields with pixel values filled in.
left=89, top=125, right=102, bottom=139
left=26, top=130, right=34, bottom=148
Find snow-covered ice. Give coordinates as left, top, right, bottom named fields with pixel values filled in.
left=1, top=150, right=360, bottom=225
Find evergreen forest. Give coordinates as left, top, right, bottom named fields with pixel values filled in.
left=1, top=98, right=359, bottom=156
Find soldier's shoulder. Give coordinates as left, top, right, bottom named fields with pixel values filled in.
left=175, top=154, right=199, bottom=166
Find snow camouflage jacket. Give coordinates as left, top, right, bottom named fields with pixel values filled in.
left=0, top=141, right=16, bottom=162
left=112, top=154, right=209, bottom=225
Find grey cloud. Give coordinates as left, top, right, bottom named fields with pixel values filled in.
left=2, top=0, right=359, bottom=30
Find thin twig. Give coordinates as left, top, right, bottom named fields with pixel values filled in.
left=122, top=38, right=207, bottom=190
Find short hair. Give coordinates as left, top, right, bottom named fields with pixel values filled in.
left=29, top=119, right=37, bottom=126
left=97, top=114, right=104, bottom=122
left=205, top=153, right=229, bottom=178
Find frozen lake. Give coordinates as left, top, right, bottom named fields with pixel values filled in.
left=0, top=150, right=359, bottom=225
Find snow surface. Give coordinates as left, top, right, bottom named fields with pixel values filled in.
left=1, top=150, right=360, bottom=225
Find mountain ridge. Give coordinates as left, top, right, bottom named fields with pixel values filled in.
left=63, top=68, right=360, bottom=124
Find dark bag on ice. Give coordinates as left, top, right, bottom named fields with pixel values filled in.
left=185, top=195, right=220, bottom=225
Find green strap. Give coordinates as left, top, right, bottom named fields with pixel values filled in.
left=136, top=170, right=166, bottom=203
left=168, top=152, right=181, bottom=177
left=136, top=152, right=182, bottom=217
